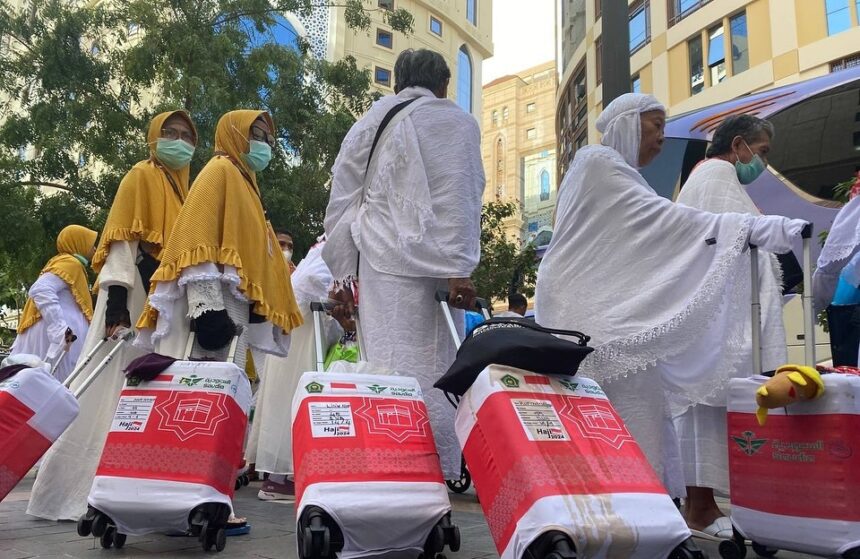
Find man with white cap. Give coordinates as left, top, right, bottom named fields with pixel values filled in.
left=535, top=93, right=807, bottom=499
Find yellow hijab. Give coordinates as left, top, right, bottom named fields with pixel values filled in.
left=91, top=110, right=196, bottom=272
left=138, top=110, right=303, bottom=333
left=18, top=225, right=98, bottom=334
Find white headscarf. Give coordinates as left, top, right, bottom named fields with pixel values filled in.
left=596, top=93, right=666, bottom=168
left=813, top=195, right=860, bottom=312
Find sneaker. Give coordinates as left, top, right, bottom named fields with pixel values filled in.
left=257, top=479, right=295, bottom=501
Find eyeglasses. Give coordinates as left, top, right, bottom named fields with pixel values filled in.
left=251, top=125, right=276, bottom=148
left=161, top=127, right=196, bottom=144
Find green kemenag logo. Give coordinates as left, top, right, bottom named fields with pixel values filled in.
left=305, top=381, right=324, bottom=394
left=500, top=374, right=520, bottom=388
left=732, top=430, right=768, bottom=456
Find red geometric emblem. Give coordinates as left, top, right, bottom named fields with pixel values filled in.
left=354, top=397, right=430, bottom=443
left=558, top=397, right=634, bottom=450
left=154, top=391, right=230, bottom=442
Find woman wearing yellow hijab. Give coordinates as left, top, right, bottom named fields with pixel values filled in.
left=137, top=110, right=302, bottom=368
left=27, top=111, right=198, bottom=523
left=11, top=225, right=97, bottom=382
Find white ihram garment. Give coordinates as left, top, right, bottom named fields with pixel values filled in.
left=813, top=195, right=860, bottom=313
left=672, top=159, right=788, bottom=494
left=27, top=241, right=147, bottom=521
left=322, top=87, right=484, bottom=478
left=250, top=241, right=342, bottom=475
left=11, top=273, right=90, bottom=383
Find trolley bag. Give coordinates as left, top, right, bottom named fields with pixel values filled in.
left=722, top=225, right=860, bottom=558
left=0, top=328, right=131, bottom=503
left=292, top=302, right=459, bottom=559
left=79, top=333, right=251, bottom=553
left=437, top=297, right=702, bottom=559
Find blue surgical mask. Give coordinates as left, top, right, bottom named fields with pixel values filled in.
left=735, top=142, right=766, bottom=185
left=242, top=140, right=272, bottom=172
left=155, top=138, right=195, bottom=170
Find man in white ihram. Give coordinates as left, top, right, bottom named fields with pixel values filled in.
left=535, top=93, right=808, bottom=501
left=323, top=48, right=484, bottom=481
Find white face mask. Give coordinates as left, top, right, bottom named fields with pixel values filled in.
left=282, top=249, right=293, bottom=262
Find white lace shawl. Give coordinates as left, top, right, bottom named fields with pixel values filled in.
left=535, top=145, right=755, bottom=406
left=813, top=196, right=860, bottom=312
left=322, top=87, right=483, bottom=282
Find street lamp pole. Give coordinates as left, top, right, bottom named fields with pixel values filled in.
left=600, top=0, right=631, bottom=105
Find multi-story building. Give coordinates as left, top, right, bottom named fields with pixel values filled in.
left=556, top=0, right=860, bottom=179
left=481, top=61, right=559, bottom=243
left=296, top=0, right=493, bottom=118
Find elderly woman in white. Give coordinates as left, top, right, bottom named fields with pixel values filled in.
left=535, top=94, right=807, bottom=504
left=673, top=115, right=788, bottom=540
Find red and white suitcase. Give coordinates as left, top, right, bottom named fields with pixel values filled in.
left=0, top=359, right=79, bottom=502
left=291, top=302, right=459, bottom=559
left=79, top=335, right=251, bottom=552
left=0, top=330, right=131, bottom=503
left=723, top=225, right=860, bottom=558
left=455, top=365, right=695, bottom=559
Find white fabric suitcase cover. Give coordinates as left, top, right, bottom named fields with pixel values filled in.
left=292, top=370, right=453, bottom=559
left=0, top=365, right=79, bottom=501
left=727, top=374, right=860, bottom=557
left=87, top=360, right=251, bottom=536
left=455, top=365, right=692, bottom=559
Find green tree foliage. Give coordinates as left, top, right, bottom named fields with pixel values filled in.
left=0, top=0, right=413, bottom=303
left=471, top=201, right=539, bottom=303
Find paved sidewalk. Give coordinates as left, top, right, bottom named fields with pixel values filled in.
left=1, top=475, right=816, bottom=558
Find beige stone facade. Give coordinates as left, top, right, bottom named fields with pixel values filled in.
left=556, top=0, right=860, bottom=179
left=481, top=61, right=559, bottom=244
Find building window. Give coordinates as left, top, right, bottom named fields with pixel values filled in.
left=688, top=34, right=704, bottom=95
left=526, top=102, right=536, bottom=113
left=669, top=0, right=710, bottom=27
left=595, top=0, right=601, bottom=20
left=527, top=128, right=537, bottom=140
left=127, top=22, right=140, bottom=37
left=492, top=110, right=499, bottom=126
left=629, top=1, right=650, bottom=53
left=575, top=131, right=588, bottom=150
left=378, top=0, right=394, bottom=10
left=374, top=66, right=392, bottom=87
left=831, top=52, right=860, bottom=71
left=466, top=0, right=477, bottom=25
left=631, top=74, right=641, bottom=93
left=729, top=12, right=749, bottom=75
left=826, top=0, right=851, bottom=35
left=456, top=46, right=472, bottom=113
left=376, top=28, right=393, bottom=48
left=708, top=24, right=726, bottom=85
left=430, top=15, right=443, bottom=36
left=595, top=37, right=602, bottom=85
left=539, top=169, right=550, bottom=201
left=503, top=106, right=509, bottom=120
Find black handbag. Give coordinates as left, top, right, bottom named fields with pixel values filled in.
left=434, top=317, right=594, bottom=396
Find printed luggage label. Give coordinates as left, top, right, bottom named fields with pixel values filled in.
left=110, top=395, right=156, bottom=433
left=309, top=401, right=355, bottom=438
left=511, top=398, right=570, bottom=441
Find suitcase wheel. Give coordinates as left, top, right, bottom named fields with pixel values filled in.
left=297, top=506, right=343, bottom=559
left=670, top=537, right=705, bottom=559
left=76, top=515, right=92, bottom=538
left=445, top=458, right=471, bottom=494
left=91, top=511, right=109, bottom=538
left=717, top=530, right=747, bottom=559
left=100, top=527, right=117, bottom=549
left=524, top=530, right=576, bottom=559
left=113, top=532, right=127, bottom=549
left=750, top=542, right=778, bottom=557
left=214, top=527, right=227, bottom=552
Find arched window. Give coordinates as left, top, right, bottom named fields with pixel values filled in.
left=492, top=110, right=498, bottom=126
left=539, top=169, right=550, bottom=201
left=456, top=45, right=473, bottom=113
left=502, top=106, right=509, bottom=120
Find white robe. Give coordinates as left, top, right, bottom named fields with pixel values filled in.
left=672, top=159, right=788, bottom=493
left=11, top=273, right=90, bottom=383
left=249, top=241, right=342, bottom=476
left=322, top=87, right=484, bottom=479
left=27, top=241, right=147, bottom=521
left=813, top=195, right=860, bottom=313
left=535, top=145, right=787, bottom=496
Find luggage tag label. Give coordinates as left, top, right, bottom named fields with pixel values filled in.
left=309, top=401, right=355, bottom=438
left=110, top=395, right=156, bottom=433
left=511, top=398, right=570, bottom=441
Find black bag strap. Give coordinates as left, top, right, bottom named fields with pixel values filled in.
left=470, top=317, right=591, bottom=347
left=365, top=97, right=419, bottom=174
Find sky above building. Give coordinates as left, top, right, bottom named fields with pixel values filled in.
left=482, top=0, right=555, bottom=84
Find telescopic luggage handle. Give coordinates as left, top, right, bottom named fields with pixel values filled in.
left=750, top=222, right=815, bottom=375
left=435, top=290, right=491, bottom=350
left=70, top=329, right=135, bottom=399
left=310, top=300, right=364, bottom=373
left=49, top=328, right=77, bottom=378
